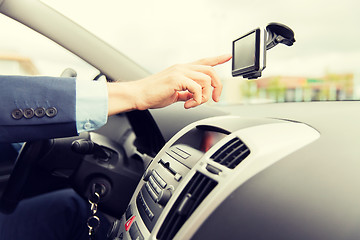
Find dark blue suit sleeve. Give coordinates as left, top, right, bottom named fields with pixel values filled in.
left=0, top=75, right=77, bottom=143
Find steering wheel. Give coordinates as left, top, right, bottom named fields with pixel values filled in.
left=0, top=133, right=86, bottom=214
left=0, top=140, right=50, bottom=213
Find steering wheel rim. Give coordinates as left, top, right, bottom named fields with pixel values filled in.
left=0, top=140, right=50, bottom=214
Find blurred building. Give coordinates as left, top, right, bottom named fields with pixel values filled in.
left=0, top=53, right=38, bottom=75
left=221, top=73, right=355, bottom=104
left=257, top=73, right=354, bottom=102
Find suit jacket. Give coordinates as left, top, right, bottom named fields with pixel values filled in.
left=0, top=75, right=77, bottom=143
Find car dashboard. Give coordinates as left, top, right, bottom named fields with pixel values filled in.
left=106, top=114, right=319, bottom=240
left=1, top=1, right=360, bottom=239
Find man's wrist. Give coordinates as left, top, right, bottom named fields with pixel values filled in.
left=107, top=82, right=139, bottom=115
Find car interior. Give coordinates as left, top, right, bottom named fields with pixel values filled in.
left=1, top=0, right=360, bottom=239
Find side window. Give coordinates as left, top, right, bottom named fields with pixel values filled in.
left=0, top=14, right=99, bottom=80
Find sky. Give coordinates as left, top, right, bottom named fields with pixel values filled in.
left=1, top=0, right=360, bottom=79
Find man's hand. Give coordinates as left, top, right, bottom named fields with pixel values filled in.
left=107, top=54, right=232, bottom=115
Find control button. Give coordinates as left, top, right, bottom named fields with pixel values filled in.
left=142, top=168, right=153, bottom=182
left=139, top=194, right=146, bottom=209
left=148, top=212, right=154, bottom=221
left=206, top=164, right=222, bottom=175
left=149, top=176, right=162, bottom=194
left=171, top=147, right=190, bottom=159
left=125, top=215, right=135, bottom=231
left=34, top=107, right=46, bottom=118
left=145, top=207, right=154, bottom=221
left=156, top=189, right=172, bottom=206
left=129, top=222, right=144, bottom=240
left=11, top=109, right=23, bottom=120
left=144, top=207, right=150, bottom=214
left=138, top=192, right=154, bottom=220
left=174, top=173, right=182, bottom=182
left=152, top=170, right=167, bottom=188
left=125, top=205, right=132, bottom=220
left=145, top=182, right=158, bottom=202
left=138, top=193, right=144, bottom=206
left=45, top=107, right=57, bottom=118
left=23, top=108, right=34, bottom=119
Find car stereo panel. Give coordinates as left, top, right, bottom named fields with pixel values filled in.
left=107, top=116, right=320, bottom=240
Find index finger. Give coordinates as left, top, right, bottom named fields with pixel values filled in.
left=191, top=54, right=232, bottom=66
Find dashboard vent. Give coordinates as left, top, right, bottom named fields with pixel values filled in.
left=210, top=137, right=250, bottom=169
left=157, top=172, right=217, bottom=240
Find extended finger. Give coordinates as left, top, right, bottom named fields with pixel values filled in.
left=191, top=54, right=232, bottom=67
left=184, top=68, right=212, bottom=87
left=188, top=65, right=216, bottom=81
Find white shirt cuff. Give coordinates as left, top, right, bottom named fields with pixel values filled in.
left=76, top=80, right=108, bottom=133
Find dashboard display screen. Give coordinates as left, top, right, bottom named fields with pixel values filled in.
left=232, top=28, right=261, bottom=77
left=199, top=131, right=227, bottom=152
left=174, top=126, right=228, bottom=153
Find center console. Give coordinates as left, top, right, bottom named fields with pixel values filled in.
left=106, top=116, right=320, bottom=240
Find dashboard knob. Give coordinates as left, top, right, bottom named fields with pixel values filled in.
left=157, top=189, right=172, bottom=206
left=71, top=139, right=109, bottom=160
left=143, top=169, right=153, bottom=181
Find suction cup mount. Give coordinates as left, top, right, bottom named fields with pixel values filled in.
left=266, top=22, right=296, bottom=50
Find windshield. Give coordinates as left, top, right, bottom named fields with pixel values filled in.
left=5, top=0, right=360, bottom=104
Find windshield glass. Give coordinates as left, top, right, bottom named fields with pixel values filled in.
left=18, top=0, right=360, bottom=104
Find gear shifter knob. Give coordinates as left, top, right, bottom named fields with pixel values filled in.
left=71, top=139, right=109, bottom=159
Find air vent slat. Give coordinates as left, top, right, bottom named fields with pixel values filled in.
left=227, top=148, right=250, bottom=168
left=160, top=208, right=179, bottom=237
left=218, top=143, right=245, bottom=165
left=211, top=138, right=239, bottom=161
left=210, top=137, right=250, bottom=169
left=190, top=176, right=207, bottom=197
left=166, top=217, right=182, bottom=240
left=157, top=172, right=217, bottom=240
left=187, top=172, right=202, bottom=193
left=187, top=180, right=217, bottom=217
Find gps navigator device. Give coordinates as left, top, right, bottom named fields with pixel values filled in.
left=232, top=22, right=295, bottom=79
left=232, top=28, right=266, bottom=79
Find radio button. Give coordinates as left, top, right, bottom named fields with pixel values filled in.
left=144, top=207, right=154, bottom=221
left=125, top=216, right=135, bottom=231
left=153, top=170, right=167, bottom=188
left=129, top=222, right=144, bottom=240
left=143, top=169, right=152, bottom=182
left=125, top=205, right=132, bottom=220
left=157, top=189, right=172, bottom=206
left=174, top=173, right=182, bottom=182
left=145, top=182, right=158, bottom=202
left=149, top=176, right=162, bottom=194
left=171, top=147, right=190, bottom=159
